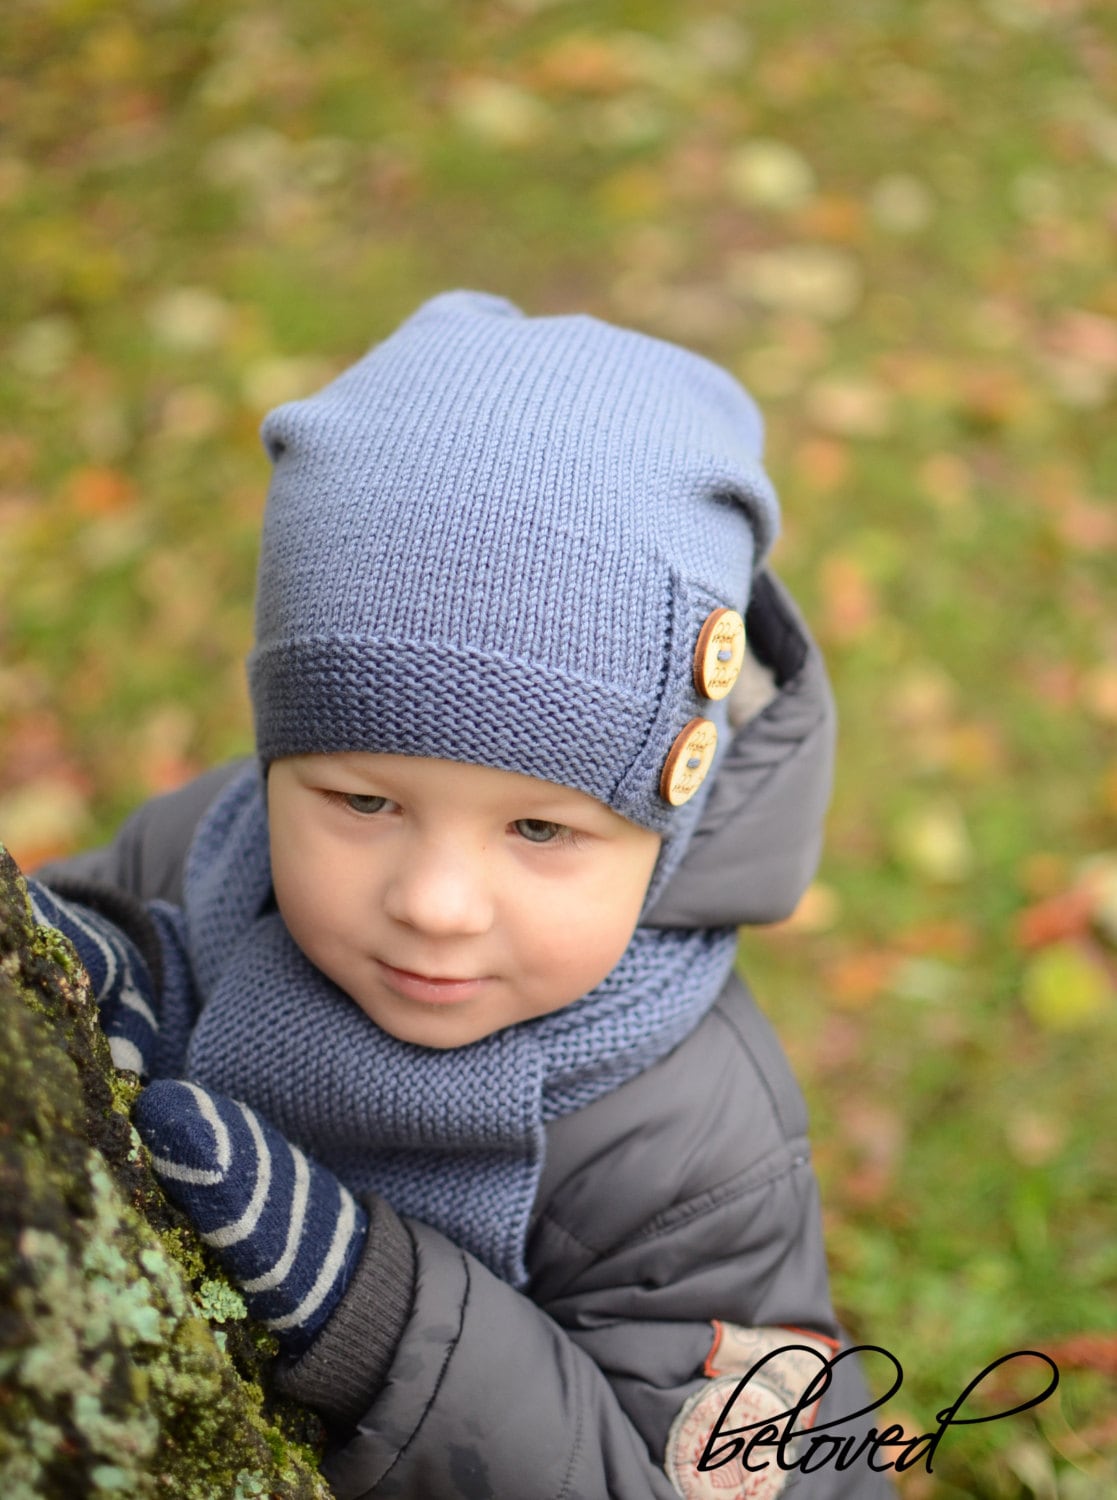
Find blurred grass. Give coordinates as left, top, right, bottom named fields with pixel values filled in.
left=2, top=1, right=1116, bottom=1494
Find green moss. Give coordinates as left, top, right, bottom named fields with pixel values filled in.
left=0, top=845, right=331, bottom=1499
left=196, top=1278, right=248, bottom=1325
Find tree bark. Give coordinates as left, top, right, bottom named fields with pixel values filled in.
left=0, top=844, right=333, bottom=1499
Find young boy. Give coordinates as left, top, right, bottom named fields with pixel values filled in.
left=31, top=291, right=895, bottom=1498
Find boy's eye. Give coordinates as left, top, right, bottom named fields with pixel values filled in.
left=514, top=818, right=566, bottom=845
left=329, top=792, right=390, bottom=816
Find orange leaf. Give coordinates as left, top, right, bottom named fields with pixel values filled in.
left=1037, top=1333, right=1117, bottom=1380
left=794, top=436, right=850, bottom=493
left=1016, top=886, right=1095, bottom=949
left=64, top=464, right=136, bottom=516
left=826, top=949, right=901, bottom=1008
left=819, top=554, right=879, bottom=644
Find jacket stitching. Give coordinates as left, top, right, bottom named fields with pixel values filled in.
left=552, top=1344, right=586, bottom=1500
left=378, top=1248, right=471, bottom=1486
left=624, top=1142, right=813, bottom=1249
left=711, top=994, right=799, bottom=1140
left=536, top=1140, right=812, bottom=1259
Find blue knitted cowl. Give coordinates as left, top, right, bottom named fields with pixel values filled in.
left=182, top=766, right=740, bottom=1287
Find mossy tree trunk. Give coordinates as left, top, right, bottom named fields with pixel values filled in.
left=0, top=845, right=333, bottom=1500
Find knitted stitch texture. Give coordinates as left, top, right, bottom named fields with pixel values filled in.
left=27, top=878, right=160, bottom=1079
left=182, top=766, right=740, bottom=1286
left=133, top=1079, right=368, bottom=1355
left=249, top=289, right=781, bottom=906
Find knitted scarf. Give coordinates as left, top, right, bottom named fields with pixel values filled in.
left=182, top=767, right=738, bottom=1286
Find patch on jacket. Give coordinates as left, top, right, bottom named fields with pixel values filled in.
left=665, top=1322, right=839, bottom=1498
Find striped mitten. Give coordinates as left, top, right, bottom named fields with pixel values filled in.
left=133, top=1080, right=368, bottom=1354
left=27, top=877, right=160, bottom=1080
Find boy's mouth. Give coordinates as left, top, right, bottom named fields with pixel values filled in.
left=376, top=958, right=490, bottom=1004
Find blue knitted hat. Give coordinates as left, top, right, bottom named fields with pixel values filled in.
left=249, top=290, right=780, bottom=904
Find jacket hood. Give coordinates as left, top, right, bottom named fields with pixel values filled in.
left=642, top=570, right=836, bottom=931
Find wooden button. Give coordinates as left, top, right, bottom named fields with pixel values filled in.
left=693, top=608, right=746, bottom=700
left=660, top=718, right=718, bottom=806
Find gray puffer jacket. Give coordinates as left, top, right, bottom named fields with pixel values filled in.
left=41, top=573, right=896, bottom=1500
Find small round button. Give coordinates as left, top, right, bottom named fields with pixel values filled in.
left=693, top=608, right=746, bottom=700
left=660, top=718, right=718, bottom=806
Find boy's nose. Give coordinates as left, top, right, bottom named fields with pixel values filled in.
left=381, top=841, right=494, bottom=937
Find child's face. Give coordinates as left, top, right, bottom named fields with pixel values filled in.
left=267, top=752, right=663, bottom=1050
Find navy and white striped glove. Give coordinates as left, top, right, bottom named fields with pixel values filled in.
left=27, top=876, right=160, bottom=1080
left=133, top=1080, right=369, bottom=1355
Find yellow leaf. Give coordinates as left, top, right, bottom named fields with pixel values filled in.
left=1021, top=942, right=1114, bottom=1031
left=725, top=139, right=816, bottom=212
left=448, top=78, right=547, bottom=147
left=892, top=799, right=973, bottom=884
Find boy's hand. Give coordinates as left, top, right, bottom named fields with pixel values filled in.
left=132, top=1080, right=369, bottom=1355
left=26, top=877, right=160, bottom=1080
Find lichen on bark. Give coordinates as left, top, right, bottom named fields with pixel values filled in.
left=0, top=844, right=333, bottom=1499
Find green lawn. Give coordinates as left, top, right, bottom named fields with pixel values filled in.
left=3, top=2, right=1115, bottom=1493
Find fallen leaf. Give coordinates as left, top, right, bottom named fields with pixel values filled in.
left=959, top=365, right=1038, bottom=429
left=886, top=664, right=958, bottom=733
left=147, top=286, right=233, bottom=352
left=890, top=957, right=959, bottom=1004
left=869, top=172, right=936, bottom=234
left=1047, top=494, right=1117, bottom=551
left=729, top=245, right=863, bottom=321
left=531, top=34, right=636, bottom=94
left=819, top=553, right=880, bottom=643
left=895, top=918, right=976, bottom=959
left=1004, top=1108, right=1068, bottom=1166
left=891, top=798, right=974, bottom=884
left=447, top=76, right=547, bottom=147
left=203, top=126, right=292, bottom=192
left=159, top=385, right=225, bottom=442
left=945, top=722, right=1005, bottom=780
left=1016, top=886, right=1095, bottom=949
left=806, top=376, right=894, bottom=437
left=63, top=464, right=137, bottom=516
left=1038, top=1333, right=1117, bottom=1380
left=724, top=138, right=816, bottom=212
left=1081, top=664, right=1117, bottom=722
left=1039, top=355, right=1112, bottom=408
left=1020, top=940, right=1115, bottom=1031
left=795, top=194, right=865, bottom=243
left=793, top=436, right=850, bottom=493
left=1017, top=856, right=1117, bottom=950
left=1046, top=308, right=1117, bottom=371
left=836, top=1098, right=906, bottom=1205
left=826, top=948, right=902, bottom=1008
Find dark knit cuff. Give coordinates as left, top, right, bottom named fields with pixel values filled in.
left=37, top=874, right=165, bottom=1000
left=272, top=1194, right=417, bottom=1429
